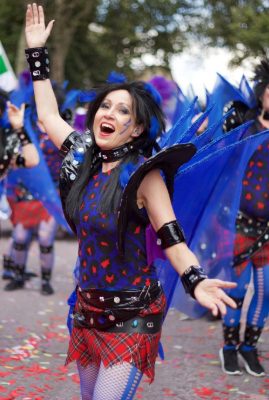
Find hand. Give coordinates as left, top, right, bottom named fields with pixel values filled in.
left=7, top=102, right=25, bottom=130
left=194, top=279, right=237, bottom=317
left=25, top=3, right=54, bottom=48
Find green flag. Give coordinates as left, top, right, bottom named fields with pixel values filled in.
left=0, top=41, right=17, bottom=91
left=0, top=54, right=8, bottom=74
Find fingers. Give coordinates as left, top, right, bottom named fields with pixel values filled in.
left=26, top=3, right=42, bottom=25
left=25, top=4, right=33, bottom=27
left=215, top=299, right=227, bottom=316
left=220, top=291, right=237, bottom=309
left=32, top=3, right=39, bottom=24
left=20, top=103, right=26, bottom=114
left=45, top=20, right=55, bottom=38
left=7, top=102, right=19, bottom=112
left=210, top=303, right=219, bottom=317
left=38, top=5, right=45, bottom=25
left=211, top=279, right=237, bottom=289
left=210, top=289, right=237, bottom=317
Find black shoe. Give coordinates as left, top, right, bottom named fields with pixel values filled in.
left=4, top=279, right=25, bottom=291
left=238, top=345, right=265, bottom=377
left=2, top=269, right=14, bottom=280
left=219, top=348, right=243, bottom=375
left=41, top=281, right=54, bottom=295
left=23, top=271, right=38, bottom=281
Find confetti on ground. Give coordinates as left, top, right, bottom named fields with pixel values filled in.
left=0, top=236, right=268, bottom=399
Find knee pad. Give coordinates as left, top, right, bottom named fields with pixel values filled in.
left=13, top=241, right=28, bottom=251
left=40, top=245, right=54, bottom=254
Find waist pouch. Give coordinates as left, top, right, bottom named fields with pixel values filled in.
left=73, top=281, right=163, bottom=332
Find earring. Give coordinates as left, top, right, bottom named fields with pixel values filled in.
left=134, top=128, right=139, bottom=135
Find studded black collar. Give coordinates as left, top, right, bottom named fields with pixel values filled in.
left=93, top=140, right=142, bottom=164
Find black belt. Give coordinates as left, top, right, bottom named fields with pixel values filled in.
left=236, top=211, right=269, bottom=237
left=107, top=313, right=163, bottom=333
left=78, top=281, right=161, bottom=310
left=234, top=211, right=269, bottom=266
left=73, top=282, right=163, bottom=332
left=73, top=312, right=163, bottom=334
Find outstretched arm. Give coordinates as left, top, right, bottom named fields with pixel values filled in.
left=25, top=3, right=73, bottom=148
left=137, top=169, right=237, bottom=317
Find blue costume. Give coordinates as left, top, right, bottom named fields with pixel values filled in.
left=219, top=61, right=269, bottom=377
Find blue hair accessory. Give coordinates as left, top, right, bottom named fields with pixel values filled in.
left=79, top=90, right=97, bottom=103
left=143, top=82, right=162, bottom=106
left=119, top=162, right=137, bottom=188
left=149, top=116, right=160, bottom=140
left=106, top=71, right=127, bottom=84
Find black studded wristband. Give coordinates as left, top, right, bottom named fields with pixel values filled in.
left=156, top=220, right=185, bottom=249
left=25, top=47, right=50, bottom=81
left=14, top=127, right=32, bottom=146
left=181, top=265, right=208, bottom=299
left=15, top=154, right=26, bottom=167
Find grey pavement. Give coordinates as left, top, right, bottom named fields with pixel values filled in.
left=0, top=219, right=268, bottom=400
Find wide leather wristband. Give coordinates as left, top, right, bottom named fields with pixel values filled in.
left=15, top=154, right=26, bottom=167
left=25, top=47, right=50, bottom=81
left=156, top=220, right=185, bottom=249
left=181, top=265, right=208, bottom=299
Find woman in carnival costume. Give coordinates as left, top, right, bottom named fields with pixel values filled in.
left=219, top=59, right=269, bottom=377
left=2, top=75, right=67, bottom=295
left=0, top=99, right=39, bottom=279
left=22, top=4, right=246, bottom=399
left=0, top=98, right=39, bottom=222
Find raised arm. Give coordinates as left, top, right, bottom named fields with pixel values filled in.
left=7, top=101, right=39, bottom=167
left=25, top=3, right=73, bottom=148
left=137, top=169, right=237, bottom=316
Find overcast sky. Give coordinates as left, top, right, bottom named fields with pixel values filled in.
left=171, top=46, right=254, bottom=103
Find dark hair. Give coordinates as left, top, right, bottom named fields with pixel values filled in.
left=0, top=89, right=8, bottom=116
left=253, top=59, right=269, bottom=106
left=0, top=129, right=5, bottom=162
left=65, top=81, right=166, bottom=220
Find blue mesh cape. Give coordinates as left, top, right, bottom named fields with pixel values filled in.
left=207, top=73, right=253, bottom=139
left=158, top=123, right=269, bottom=318
left=6, top=76, right=71, bottom=231
left=6, top=73, right=90, bottom=232
left=6, top=108, right=69, bottom=230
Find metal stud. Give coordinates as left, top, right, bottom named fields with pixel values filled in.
left=131, top=320, right=138, bottom=328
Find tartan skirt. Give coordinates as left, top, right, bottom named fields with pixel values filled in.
left=8, top=199, right=51, bottom=228
left=65, top=291, right=166, bottom=383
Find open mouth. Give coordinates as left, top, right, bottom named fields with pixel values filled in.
left=100, top=123, right=115, bottom=134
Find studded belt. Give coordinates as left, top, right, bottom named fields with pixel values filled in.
left=72, top=281, right=163, bottom=332
left=236, top=210, right=269, bottom=237
left=234, top=210, right=269, bottom=266
left=107, top=313, right=163, bottom=333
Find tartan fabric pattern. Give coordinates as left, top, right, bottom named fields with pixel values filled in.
left=234, top=232, right=269, bottom=275
left=8, top=199, right=51, bottom=228
left=66, top=293, right=166, bottom=382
